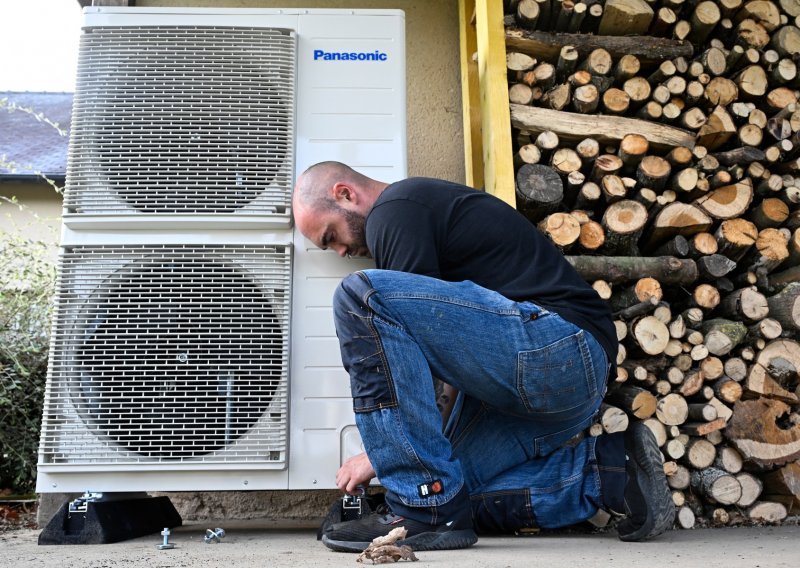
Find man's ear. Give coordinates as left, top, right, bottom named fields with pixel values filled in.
left=332, top=182, right=354, bottom=204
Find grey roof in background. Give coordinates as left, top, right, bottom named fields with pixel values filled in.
left=0, top=92, right=72, bottom=180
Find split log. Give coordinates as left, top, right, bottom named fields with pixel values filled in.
left=708, top=397, right=734, bottom=423
left=644, top=202, right=713, bottom=249
left=679, top=369, right=706, bottom=398
left=598, top=0, right=654, bottom=35
left=745, top=363, right=799, bottom=404
left=694, top=178, right=754, bottom=220
left=726, top=399, right=800, bottom=467
left=715, top=218, right=759, bottom=261
left=681, top=418, right=728, bottom=436
left=564, top=255, right=699, bottom=285
left=744, top=228, right=790, bottom=273
left=697, top=105, right=737, bottom=150
left=762, top=463, right=800, bottom=511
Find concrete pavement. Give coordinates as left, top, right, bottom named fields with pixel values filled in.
left=4, top=522, right=799, bottom=568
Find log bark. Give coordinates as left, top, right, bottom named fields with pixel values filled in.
left=607, top=385, right=658, bottom=419
left=564, top=255, right=699, bottom=285
left=697, top=254, right=738, bottom=279
left=717, top=286, right=770, bottom=323
left=701, top=318, right=748, bottom=356
left=505, top=27, right=694, bottom=66
left=767, top=282, right=800, bottom=332
left=691, top=467, right=742, bottom=505
left=601, top=200, right=648, bottom=255
left=510, top=104, right=696, bottom=151
left=516, top=164, right=564, bottom=222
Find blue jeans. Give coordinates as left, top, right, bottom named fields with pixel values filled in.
left=332, top=269, right=611, bottom=531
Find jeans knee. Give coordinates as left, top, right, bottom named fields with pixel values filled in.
left=333, top=272, right=372, bottom=324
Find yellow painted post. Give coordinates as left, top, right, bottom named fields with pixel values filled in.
left=458, top=0, right=483, bottom=190
left=473, top=0, right=515, bottom=207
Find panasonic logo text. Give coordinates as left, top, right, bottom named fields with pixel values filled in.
left=313, top=50, right=388, bottom=61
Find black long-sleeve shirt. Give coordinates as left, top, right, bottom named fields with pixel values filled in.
left=364, top=177, right=617, bottom=362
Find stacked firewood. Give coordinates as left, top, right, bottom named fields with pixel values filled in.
left=503, top=0, right=800, bottom=528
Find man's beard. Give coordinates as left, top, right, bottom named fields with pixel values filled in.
left=341, top=207, right=370, bottom=258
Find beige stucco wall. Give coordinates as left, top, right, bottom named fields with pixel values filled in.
left=136, top=0, right=465, bottom=182
left=0, top=181, right=62, bottom=254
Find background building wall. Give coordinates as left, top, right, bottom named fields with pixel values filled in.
left=0, top=181, right=62, bottom=252
left=137, top=0, right=465, bottom=182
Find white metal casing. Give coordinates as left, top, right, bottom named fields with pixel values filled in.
left=36, top=7, right=406, bottom=493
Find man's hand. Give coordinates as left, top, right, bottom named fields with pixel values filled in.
left=336, top=452, right=376, bottom=494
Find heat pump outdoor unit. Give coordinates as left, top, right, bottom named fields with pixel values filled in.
left=37, top=7, right=407, bottom=493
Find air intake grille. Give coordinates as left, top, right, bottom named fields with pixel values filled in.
left=64, top=26, right=296, bottom=215
left=39, top=245, right=291, bottom=465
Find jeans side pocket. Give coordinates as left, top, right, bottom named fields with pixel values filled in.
left=470, top=490, right=537, bottom=533
left=516, top=330, right=595, bottom=417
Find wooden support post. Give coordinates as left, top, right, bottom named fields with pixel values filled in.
left=460, top=0, right=516, bottom=206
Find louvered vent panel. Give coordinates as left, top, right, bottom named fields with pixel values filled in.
left=64, top=27, right=295, bottom=215
left=40, top=245, right=291, bottom=465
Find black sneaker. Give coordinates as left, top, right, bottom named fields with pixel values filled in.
left=616, top=422, right=675, bottom=542
left=321, top=503, right=478, bottom=552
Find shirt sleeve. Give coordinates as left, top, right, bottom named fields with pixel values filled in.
left=365, top=199, right=442, bottom=278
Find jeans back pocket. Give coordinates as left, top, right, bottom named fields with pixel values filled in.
left=516, top=330, right=596, bottom=420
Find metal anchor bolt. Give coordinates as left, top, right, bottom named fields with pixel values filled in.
left=204, top=527, right=226, bottom=544
left=157, top=527, right=175, bottom=550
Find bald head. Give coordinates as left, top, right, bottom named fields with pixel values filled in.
left=293, top=161, right=375, bottom=213
left=292, top=161, right=388, bottom=258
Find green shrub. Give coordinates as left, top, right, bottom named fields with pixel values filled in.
left=0, top=234, right=56, bottom=493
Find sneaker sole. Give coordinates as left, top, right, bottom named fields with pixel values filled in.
left=322, top=528, right=478, bottom=553
left=618, top=423, right=675, bottom=542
